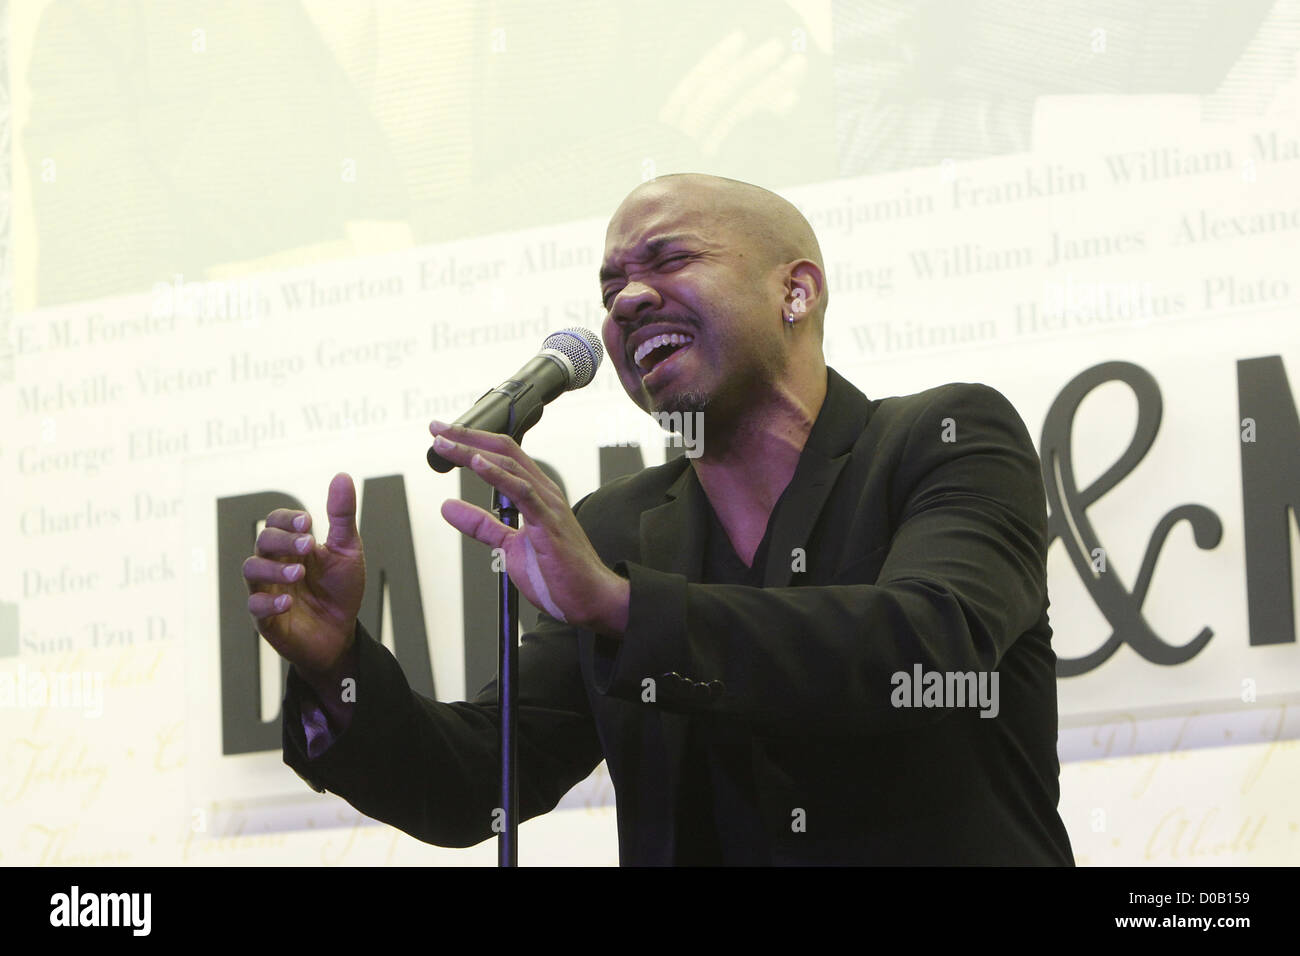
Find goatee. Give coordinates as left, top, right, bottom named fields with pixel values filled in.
left=657, top=390, right=710, bottom=418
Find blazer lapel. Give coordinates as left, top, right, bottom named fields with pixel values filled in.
left=761, top=457, right=849, bottom=588
left=638, top=369, right=872, bottom=587
left=762, top=368, right=872, bottom=587
left=630, top=367, right=874, bottom=859
left=638, top=461, right=707, bottom=584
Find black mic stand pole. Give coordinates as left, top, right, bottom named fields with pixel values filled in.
left=494, top=485, right=520, bottom=867
left=428, top=373, right=553, bottom=867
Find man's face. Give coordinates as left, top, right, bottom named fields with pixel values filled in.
left=599, top=186, right=786, bottom=421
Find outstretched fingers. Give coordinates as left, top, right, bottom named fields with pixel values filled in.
left=429, top=422, right=553, bottom=488
left=440, top=498, right=513, bottom=549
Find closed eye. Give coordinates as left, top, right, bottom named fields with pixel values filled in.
left=602, top=255, right=693, bottom=308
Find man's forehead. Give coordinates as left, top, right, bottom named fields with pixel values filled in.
left=603, top=209, right=705, bottom=270
left=608, top=195, right=694, bottom=240
left=603, top=217, right=706, bottom=258
left=608, top=178, right=720, bottom=237
left=604, top=200, right=717, bottom=262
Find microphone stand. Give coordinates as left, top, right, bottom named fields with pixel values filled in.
left=494, top=486, right=520, bottom=867
left=430, top=402, right=538, bottom=866
left=428, top=342, right=597, bottom=866
left=467, top=398, right=543, bottom=867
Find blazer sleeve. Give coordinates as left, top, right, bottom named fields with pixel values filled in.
left=282, top=537, right=604, bottom=848
left=589, top=383, right=1051, bottom=735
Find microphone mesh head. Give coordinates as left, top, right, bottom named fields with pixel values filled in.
left=543, top=327, right=604, bottom=390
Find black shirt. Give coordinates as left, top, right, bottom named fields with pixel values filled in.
left=673, top=495, right=779, bottom=865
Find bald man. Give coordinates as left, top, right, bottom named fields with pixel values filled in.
left=263, top=173, right=1075, bottom=865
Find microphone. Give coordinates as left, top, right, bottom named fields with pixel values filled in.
left=427, top=326, right=604, bottom=473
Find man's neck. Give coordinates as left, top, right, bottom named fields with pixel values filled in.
left=688, top=370, right=828, bottom=565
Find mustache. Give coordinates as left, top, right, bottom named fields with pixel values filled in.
left=624, top=316, right=698, bottom=338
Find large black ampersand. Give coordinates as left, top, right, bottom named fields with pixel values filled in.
left=1040, top=361, right=1223, bottom=677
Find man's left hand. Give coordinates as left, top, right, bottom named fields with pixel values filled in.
left=430, top=421, right=629, bottom=638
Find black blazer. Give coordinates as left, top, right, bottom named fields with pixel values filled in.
left=283, top=367, right=1075, bottom=865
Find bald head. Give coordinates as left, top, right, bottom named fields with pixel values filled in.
left=613, top=173, right=828, bottom=328
left=600, top=172, right=829, bottom=424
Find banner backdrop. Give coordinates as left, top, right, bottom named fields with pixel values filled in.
left=4, top=3, right=1298, bottom=866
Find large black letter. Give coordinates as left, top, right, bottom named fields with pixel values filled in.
left=357, top=474, right=435, bottom=696
left=1238, top=355, right=1299, bottom=646
left=218, top=476, right=432, bottom=755
left=217, top=491, right=297, bottom=756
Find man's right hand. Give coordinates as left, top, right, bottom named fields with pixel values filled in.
left=243, top=472, right=366, bottom=706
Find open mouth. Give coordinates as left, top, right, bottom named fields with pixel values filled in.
left=633, top=332, right=694, bottom=377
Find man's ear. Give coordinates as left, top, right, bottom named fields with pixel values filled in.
left=786, top=259, right=824, bottom=318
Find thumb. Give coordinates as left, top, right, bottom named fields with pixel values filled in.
left=325, top=472, right=360, bottom=551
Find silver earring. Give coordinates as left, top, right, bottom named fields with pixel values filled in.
left=785, top=312, right=794, bottom=324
